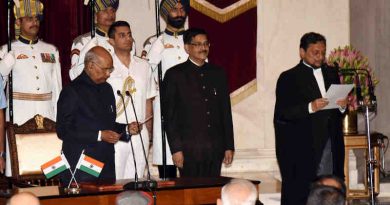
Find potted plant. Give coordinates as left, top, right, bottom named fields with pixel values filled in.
left=327, top=45, right=378, bottom=134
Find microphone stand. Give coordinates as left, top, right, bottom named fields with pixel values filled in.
left=125, top=91, right=157, bottom=189
left=339, top=68, right=377, bottom=204
left=361, top=72, right=377, bottom=205
left=116, top=91, right=143, bottom=190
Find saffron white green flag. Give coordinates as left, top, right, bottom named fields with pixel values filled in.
left=41, top=154, right=70, bottom=179
left=76, top=154, right=104, bottom=177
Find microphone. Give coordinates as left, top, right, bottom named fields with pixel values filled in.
left=124, top=91, right=157, bottom=189
left=117, top=90, right=145, bottom=190
left=323, top=63, right=364, bottom=106
left=340, top=68, right=377, bottom=105
left=352, top=69, right=377, bottom=106
left=339, top=68, right=366, bottom=106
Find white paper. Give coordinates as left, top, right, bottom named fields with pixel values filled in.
left=322, top=84, right=354, bottom=110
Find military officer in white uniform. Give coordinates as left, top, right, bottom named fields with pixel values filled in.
left=69, top=0, right=118, bottom=80
left=0, top=0, right=62, bottom=176
left=107, top=21, right=156, bottom=179
left=144, top=0, right=189, bottom=178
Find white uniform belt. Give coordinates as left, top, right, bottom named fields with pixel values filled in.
left=13, top=92, right=52, bottom=101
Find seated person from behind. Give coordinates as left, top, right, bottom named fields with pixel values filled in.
left=217, top=179, right=258, bottom=205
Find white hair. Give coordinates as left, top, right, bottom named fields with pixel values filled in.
left=221, top=179, right=258, bottom=205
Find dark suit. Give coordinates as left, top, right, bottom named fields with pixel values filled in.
left=162, top=60, right=234, bottom=177
left=57, top=71, right=123, bottom=184
left=274, top=61, right=344, bottom=205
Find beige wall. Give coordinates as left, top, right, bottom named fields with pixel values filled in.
left=350, top=0, right=390, bottom=171
left=117, top=0, right=351, bottom=174
left=116, top=0, right=165, bottom=55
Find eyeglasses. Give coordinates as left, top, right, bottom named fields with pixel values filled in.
left=93, top=62, right=114, bottom=73
left=189, top=41, right=211, bottom=48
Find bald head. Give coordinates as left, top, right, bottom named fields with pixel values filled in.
left=84, top=46, right=113, bottom=68
left=218, top=179, right=258, bottom=205
left=116, top=191, right=153, bottom=205
left=8, top=192, right=40, bottom=205
left=84, top=46, right=114, bottom=84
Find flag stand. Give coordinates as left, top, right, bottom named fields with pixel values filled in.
left=64, top=150, right=84, bottom=194
left=65, top=168, right=80, bottom=192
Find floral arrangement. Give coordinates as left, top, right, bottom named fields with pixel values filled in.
left=327, top=45, right=378, bottom=111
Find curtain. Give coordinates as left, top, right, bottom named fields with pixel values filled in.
left=189, top=0, right=257, bottom=93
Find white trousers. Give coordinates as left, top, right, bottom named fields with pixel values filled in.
left=115, top=129, right=150, bottom=180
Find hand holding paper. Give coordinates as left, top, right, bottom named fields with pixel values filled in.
left=322, top=84, right=354, bottom=110
left=311, top=98, right=329, bottom=112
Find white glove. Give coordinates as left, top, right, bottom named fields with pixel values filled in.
left=146, top=37, right=165, bottom=70
left=154, top=38, right=165, bottom=55
left=0, top=51, right=16, bottom=76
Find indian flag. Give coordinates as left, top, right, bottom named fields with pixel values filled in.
left=76, top=154, right=104, bottom=177
left=41, top=154, right=70, bottom=179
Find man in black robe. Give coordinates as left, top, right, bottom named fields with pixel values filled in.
left=274, top=32, right=347, bottom=205
left=162, top=28, right=234, bottom=177
left=57, top=46, right=122, bottom=184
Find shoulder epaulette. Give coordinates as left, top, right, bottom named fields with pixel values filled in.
left=73, top=32, right=92, bottom=46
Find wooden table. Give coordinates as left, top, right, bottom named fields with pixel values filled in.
left=0, top=177, right=261, bottom=205
left=344, top=133, right=380, bottom=199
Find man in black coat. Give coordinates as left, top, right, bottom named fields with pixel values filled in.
left=57, top=46, right=122, bottom=184
left=274, top=32, right=347, bottom=205
left=162, top=28, right=234, bottom=177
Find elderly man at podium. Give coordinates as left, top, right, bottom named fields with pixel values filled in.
left=57, top=47, right=123, bottom=184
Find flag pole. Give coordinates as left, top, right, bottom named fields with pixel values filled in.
left=90, top=0, right=96, bottom=38
left=7, top=0, right=14, bottom=123
left=154, top=0, right=168, bottom=180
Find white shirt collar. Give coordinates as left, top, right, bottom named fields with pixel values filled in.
left=302, top=60, right=321, bottom=70
left=189, top=58, right=204, bottom=67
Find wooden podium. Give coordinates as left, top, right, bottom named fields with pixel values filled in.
left=0, top=177, right=260, bottom=205
left=344, top=133, right=380, bottom=198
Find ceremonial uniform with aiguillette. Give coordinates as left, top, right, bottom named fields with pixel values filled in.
left=0, top=0, right=62, bottom=177
left=107, top=54, right=156, bottom=180
left=145, top=0, right=189, bottom=174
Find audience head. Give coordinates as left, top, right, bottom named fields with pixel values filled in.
left=7, top=192, right=40, bottom=205
left=160, top=0, right=189, bottom=29
left=299, top=32, right=326, bottom=69
left=84, top=46, right=114, bottom=84
left=116, top=191, right=153, bottom=205
left=217, top=179, right=258, bottom=205
left=306, top=185, right=345, bottom=205
left=183, top=28, right=210, bottom=65
left=313, top=175, right=346, bottom=197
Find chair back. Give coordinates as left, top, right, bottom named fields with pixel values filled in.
left=7, top=114, right=62, bottom=184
